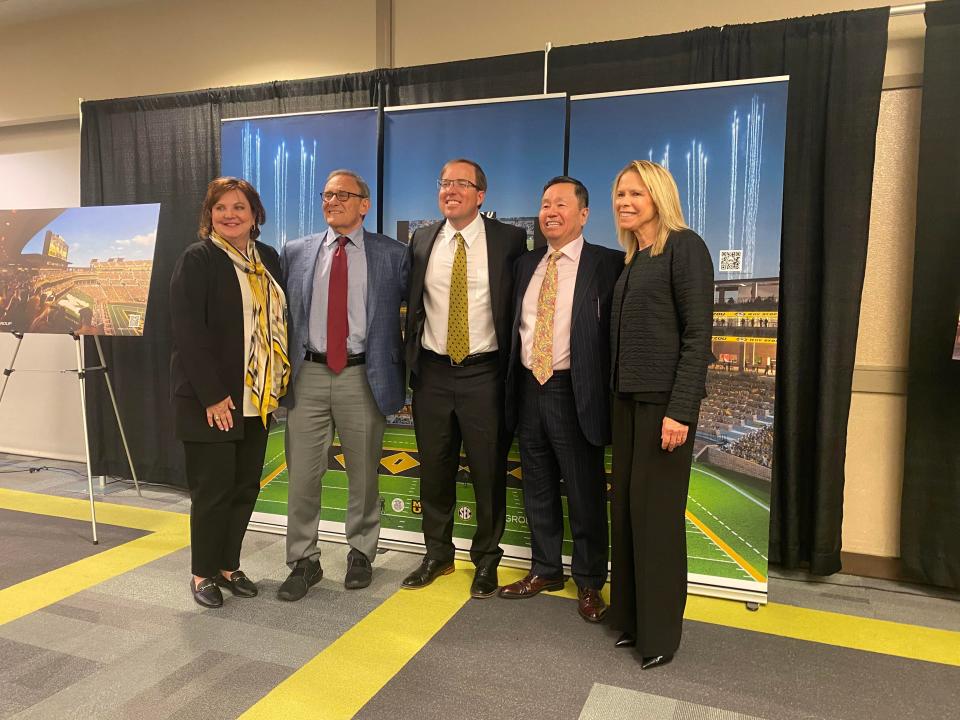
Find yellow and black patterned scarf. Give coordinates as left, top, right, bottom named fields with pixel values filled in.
left=210, top=232, right=290, bottom=425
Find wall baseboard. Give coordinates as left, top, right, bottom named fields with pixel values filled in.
left=840, top=551, right=908, bottom=583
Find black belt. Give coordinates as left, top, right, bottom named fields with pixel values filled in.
left=304, top=350, right=366, bottom=367
left=423, top=349, right=498, bottom=367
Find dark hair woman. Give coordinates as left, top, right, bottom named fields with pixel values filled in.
left=170, top=176, right=290, bottom=608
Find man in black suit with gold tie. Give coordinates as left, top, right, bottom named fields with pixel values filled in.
left=401, top=158, right=526, bottom=598
left=501, top=176, right=623, bottom=622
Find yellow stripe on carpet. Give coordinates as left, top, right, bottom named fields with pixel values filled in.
left=240, top=561, right=474, bottom=720
left=685, top=594, right=960, bottom=666
left=0, top=488, right=189, bottom=626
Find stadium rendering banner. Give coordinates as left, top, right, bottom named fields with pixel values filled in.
left=570, top=77, right=788, bottom=601
left=222, top=82, right=786, bottom=603
left=221, top=108, right=379, bottom=251
left=0, top=205, right=160, bottom=336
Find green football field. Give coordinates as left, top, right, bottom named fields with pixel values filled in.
left=106, top=303, right=146, bottom=335
left=256, top=421, right=769, bottom=585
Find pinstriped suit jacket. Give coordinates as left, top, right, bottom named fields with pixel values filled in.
left=505, top=240, right=624, bottom=447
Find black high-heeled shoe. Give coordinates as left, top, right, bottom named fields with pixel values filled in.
left=614, top=632, right=636, bottom=648
left=641, top=654, right=673, bottom=670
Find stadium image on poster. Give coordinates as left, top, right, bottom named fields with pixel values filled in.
left=221, top=108, right=379, bottom=251
left=0, top=205, right=160, bottom=336
left=569, top=77, right=788, bottom=602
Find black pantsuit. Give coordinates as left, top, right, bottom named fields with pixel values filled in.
left=412, top=353, right=506, bottom=569
left=183, top=417, right=269, bottom=577
left=608, top=397, right=697, bottom=655
left=405, top=215, right=527, bottom=573
left=518, top=370, right=607, bottom=588
left=608, top=228, right=714, bottom=658
left=170, top=238, right=284, bottom=580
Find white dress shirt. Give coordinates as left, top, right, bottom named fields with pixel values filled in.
left=422, top=213, right=498, bottom=355
left=520, top=235, right=584, bottom=372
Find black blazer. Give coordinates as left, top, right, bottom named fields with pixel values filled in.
left=505, top=240, right=624, bottom=446
left=405, top=215, right=527, bottom=380
left=610, top=228, right=714, bottom=424
left=169, top=238, right=283, bottom=442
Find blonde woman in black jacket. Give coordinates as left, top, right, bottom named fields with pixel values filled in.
left=607, top=160, right=714, bottom=668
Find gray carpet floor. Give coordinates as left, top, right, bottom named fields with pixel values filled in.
left=0, top=454, right=958, bottom=720
left=0, top=508, right=146, bottom=589
left=356, top=593, right=959, bottom=720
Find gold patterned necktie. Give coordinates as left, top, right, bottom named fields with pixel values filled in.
left=531, top=250, right=563, bottom=384
left=447, top=232, right=470, bottom=363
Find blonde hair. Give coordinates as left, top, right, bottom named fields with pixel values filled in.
left=612, top=160, right=687, bottom=262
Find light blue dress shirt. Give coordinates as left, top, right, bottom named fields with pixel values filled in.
left=307, top=225, right=367, bottom=355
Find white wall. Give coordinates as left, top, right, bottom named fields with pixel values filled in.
left=0, top=120, right=85, bottom=459
left=0, top=0, right=927, bottom=557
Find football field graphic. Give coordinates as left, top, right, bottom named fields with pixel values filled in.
left=255, top=420, right=769, bottom=590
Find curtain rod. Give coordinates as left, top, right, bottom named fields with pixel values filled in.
left=890, top=3, right=925, bottom=16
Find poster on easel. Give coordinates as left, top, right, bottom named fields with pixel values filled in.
left=0, top=205, right=160, bottom=336
left=568, top=76, right=788, bottom=603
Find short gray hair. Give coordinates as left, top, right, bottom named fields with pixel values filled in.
left=326, top=169, right=370, bottom=198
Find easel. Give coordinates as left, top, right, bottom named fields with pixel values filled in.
left=0, top=331, right=141, bottom=544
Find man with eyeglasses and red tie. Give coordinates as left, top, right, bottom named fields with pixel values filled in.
left=402, top=158, right=526, bottom=598
left=278, top=169, right=409, bottom=600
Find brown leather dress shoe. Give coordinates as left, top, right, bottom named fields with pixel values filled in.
left=498, top=572, right=565, bottom=598
left=576, top=586, right=607, bottom=622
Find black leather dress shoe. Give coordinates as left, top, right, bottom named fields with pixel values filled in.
left=277, top=558, right=323, bottom=601
left=641, top=654, right=674, bottom=670
left=344, top=549, right=372, bottom=590
left=614, top=632, right=636, bottom=648
left=470, top=566, right=498, bottom=598
left=215, top=570, right=258, bottom=598
left=401, top=558, right=455, bottom=589
left=191, top=577, right=223, bottom=608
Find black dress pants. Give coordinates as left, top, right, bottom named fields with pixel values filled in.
left=608, top=397, right=697, bottom=657
left=518, top=370, right=607, bottom=588
left=411, top=354, right=507, bottom=570
left=183, top=416, right=270, bottom=578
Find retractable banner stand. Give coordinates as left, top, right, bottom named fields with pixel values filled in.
left=380, top=94, right=566, bottom=555
left=221, top=108, right=379, bottom=250
left=569, top=78, right=788, bottom=603
left=220, top=109, right=379, bottom=532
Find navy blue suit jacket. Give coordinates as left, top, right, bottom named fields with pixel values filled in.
left=506, top=240, right=624, bottom=447
left=281, top=228, right=409, bottom=416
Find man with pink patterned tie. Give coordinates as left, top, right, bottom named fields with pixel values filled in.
left=501, top=177, right=623, bottom=622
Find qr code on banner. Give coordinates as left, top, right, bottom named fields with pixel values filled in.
left=719, top=250, right=743, bottom=272
left=127, top=313, right=142, bottom=329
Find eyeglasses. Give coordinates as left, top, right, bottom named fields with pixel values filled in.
left=437, top=179, right=479, bottom=191
left=322, top=190, right=366, bottom=202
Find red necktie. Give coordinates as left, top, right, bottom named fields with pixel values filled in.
left=326, top=236, right=349, bottom=374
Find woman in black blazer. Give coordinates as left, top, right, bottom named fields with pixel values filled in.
left=170, top=177, right=290, bottom=608
left=607, top=160, right=714, bottom=668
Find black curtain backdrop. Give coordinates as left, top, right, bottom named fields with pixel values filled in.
left=81, top=9, right=888, bottom=578
left=551, top=10, right=889, bottom=574
left=900, top=0, right=960, bottom=590
left=80, top=73, right=380, bottom=485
